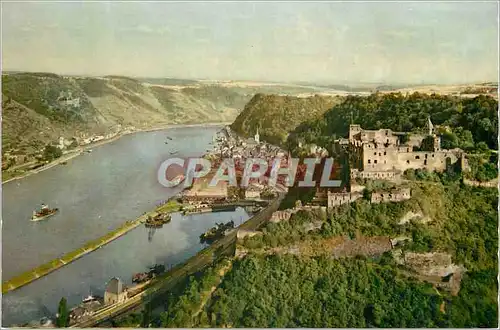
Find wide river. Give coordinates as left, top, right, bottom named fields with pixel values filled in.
left=2, top=126, right=249, bottom=326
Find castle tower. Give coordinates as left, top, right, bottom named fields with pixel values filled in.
left=427, top=116, right=434, bottom=136
left=433, top=135, right=441, bottom=151
left=254, top=128, right=260, bottom=144
left=349, top=124, right=362, bottom=141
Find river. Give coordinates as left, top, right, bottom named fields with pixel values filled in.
left=1, top=125, right=249, bottom=326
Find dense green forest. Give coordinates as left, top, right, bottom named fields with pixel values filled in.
left=148, top=254, right=496, bottom=328
left=290, top=93, right=498, bottom=151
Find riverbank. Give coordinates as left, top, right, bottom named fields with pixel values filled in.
left=2, top=200, right=182, bottom=294
left=1, top=122, right=230, bottom=185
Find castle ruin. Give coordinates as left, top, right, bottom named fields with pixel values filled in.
left=347, top=118, right=468, bottom=179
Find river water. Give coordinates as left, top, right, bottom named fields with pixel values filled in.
left=1, top=126, right=249, bottom=326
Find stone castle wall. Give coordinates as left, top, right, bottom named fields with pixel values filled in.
left=348, top=124, right=462, bottom=175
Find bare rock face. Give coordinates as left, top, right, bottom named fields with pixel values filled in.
left=403, top=252, right=465, bottom=277
left=394, top=251, right=466, bottom=296
left=398, top=211, right=432, bottom=225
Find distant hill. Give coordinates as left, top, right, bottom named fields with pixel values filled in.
left=230, top=93, right=342, bottom=146
left=1, top=72, right=334, bottom=157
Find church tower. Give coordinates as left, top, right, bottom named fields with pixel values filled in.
left=254, top=127, right=260, bottom=143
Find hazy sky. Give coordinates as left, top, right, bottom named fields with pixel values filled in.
left=2, top=1, right=498, bottom=84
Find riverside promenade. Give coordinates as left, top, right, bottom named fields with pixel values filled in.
left=2, top=201, right=181, bottom=294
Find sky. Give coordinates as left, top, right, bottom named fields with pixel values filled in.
left=1, top=1, right=498, bottom=84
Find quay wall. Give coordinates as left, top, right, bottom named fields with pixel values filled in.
left=2, top=201, right=181, bottom=294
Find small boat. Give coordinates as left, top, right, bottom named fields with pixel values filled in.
left=82, top=292, right=97, bottom=303
left=170, top=150, right=178, bottom=155
left=164, top=141, right=169, bottom=144
left=166, top=136, right=173, bottom=140
left=60, top=161, right=68, bottom=165
left=31, top=204, right=59, bottom=222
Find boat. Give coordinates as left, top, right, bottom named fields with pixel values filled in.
left=164, top=141, right=169, bottom=144
left=60, top=161, right=68, bottom=165
left=31, top=204, right=59, bottom=222
left=132, top=272, right=150, bottom=283
left=170, top=150, right=178, bottom=155
left=149, top=264, right=166, bottom=275
left=82, top=291, right=97, bottom=303
left=86, top=149, right=92, bottom=153
left=145, top=213, right=172, bottom=228
left=166, top=136, right=173, bottom=140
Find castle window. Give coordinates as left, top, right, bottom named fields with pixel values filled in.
left=384, top=160, right=386, bottom=164
left=415, top=155, right=420, bottom=160
left=368, top=159, right=371, bottom=164
left=424, top=160, right=427, bottom=165
left=407, top=160, right=410, bottom=164
left=374, top=160, right=378, bottom=164
left=425, top=154, right=428, bottom=159
left=379, top=153, right=381, bottom=156
left=384, top=151, right=387, bottom=155
left=407, top=148, right=410, bottom=152
left=432, top=154, right=434, bottom=157
left=374, top=152, right=377, bottom=156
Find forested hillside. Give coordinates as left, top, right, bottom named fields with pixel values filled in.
left=230, top=94, right=342, bottom=145
left=2, top=73, right=335, bottom=157
left=290, top=93, right=498, bottom=151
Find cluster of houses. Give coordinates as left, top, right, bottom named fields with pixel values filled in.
left=189, top=126, right=288, bottom=205
left=213, top=127, right=287, bottom=160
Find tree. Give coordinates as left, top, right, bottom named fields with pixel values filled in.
left=56, top=297, right=69, bottom=327
left=475, top=141, right=489, bottom=154
left=440, top=131, right=458, bottom=149
left=43, top=144, right=63, bottom=161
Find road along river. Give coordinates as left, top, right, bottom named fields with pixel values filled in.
left=1, top=125, right=250, bottom=326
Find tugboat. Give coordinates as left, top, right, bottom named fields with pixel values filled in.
left=31, top=204, right=59, bottom=222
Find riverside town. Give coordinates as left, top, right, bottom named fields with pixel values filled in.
left=157, top=157, right=343, bottom=188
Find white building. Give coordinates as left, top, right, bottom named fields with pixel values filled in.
left=58, top=137, right=65, bottom=150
